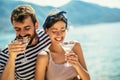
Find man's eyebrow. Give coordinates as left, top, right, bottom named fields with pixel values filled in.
left=24, top=25, right=31, bottom=28
left=14, top=26, right=20, bottom=29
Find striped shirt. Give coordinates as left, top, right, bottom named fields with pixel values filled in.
left=0, top=30, right=51, bottom=80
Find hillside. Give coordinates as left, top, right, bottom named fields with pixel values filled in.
left=60, top=1, right=120, bottom=25
left=0, top=0, right=120, bottom=33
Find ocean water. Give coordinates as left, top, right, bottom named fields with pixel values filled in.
left=0, top=22, right=120, bottom=80
left=66, top=22, right=120, bottom=80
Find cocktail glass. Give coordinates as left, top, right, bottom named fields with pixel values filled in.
left=15, top=36, right=30, bottom=63
left=60, top=41, right=75, bottom=67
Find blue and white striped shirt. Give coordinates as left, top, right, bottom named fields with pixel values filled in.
left=0, top=30, right=51, bottom=80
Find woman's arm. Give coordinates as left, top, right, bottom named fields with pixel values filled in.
left=34, top=51, right=49, bottom=80
left=67, top=42, right=90, bottom=80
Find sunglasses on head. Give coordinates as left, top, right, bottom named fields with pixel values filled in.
left=47, top=11, right=67, bottom=21
left=43, top=11, right=67, bottom=29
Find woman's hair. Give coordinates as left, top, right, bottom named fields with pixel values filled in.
left=43, top=10, right=67, bottom=30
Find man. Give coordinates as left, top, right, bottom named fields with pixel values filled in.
left=0, top=5, right=51, bottom=80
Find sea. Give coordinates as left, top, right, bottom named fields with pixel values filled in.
left=0, top=22, right=120, bottom=80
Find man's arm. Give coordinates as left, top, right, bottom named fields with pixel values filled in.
left=0, top=55, right=16, bottom=80
left=0, top=41, right=25, bottom=80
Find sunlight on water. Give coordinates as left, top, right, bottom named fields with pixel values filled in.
left=0, top=22, right=120, bottom=80
left=66, top=22, right=120, bottom=80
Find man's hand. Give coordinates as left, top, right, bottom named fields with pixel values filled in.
left=8, top=41, right=26, bottom=59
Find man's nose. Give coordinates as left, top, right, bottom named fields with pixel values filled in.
left=20, top=30, right=27, bottom=36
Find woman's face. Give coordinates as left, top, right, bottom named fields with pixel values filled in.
left=46, top=21, right=66, bottom=44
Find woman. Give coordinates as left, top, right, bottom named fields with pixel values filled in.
left=35, top=10, right=90, bottom=80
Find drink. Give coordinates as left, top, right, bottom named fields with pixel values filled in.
left=61, top=41, right=75, bottom=67
left=15, top=36, right=30, bottom=63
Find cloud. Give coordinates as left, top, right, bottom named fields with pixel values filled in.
left=82, top=0, right=120, bottom=8
left=21, top=0, right=71, bottom=7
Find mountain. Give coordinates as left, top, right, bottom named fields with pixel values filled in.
left=60, top=1, right=120, bottom=25
left=0, top=0, right=120, bottom=33
left=0, top=1, right=54, bottom=33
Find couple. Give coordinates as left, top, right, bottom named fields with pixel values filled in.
left=0, top=5, right=90, bottom=80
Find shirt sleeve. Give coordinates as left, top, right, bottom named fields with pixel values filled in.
left=0, top=49, right=8, bottom=75
left=37, top=29, right=51, bottom=50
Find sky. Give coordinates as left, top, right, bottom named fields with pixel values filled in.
left=83, top=0, right=120, bottom=8
left=21, top=0, right=70, bottom=7
left=21, top=0, right=120, bottom=8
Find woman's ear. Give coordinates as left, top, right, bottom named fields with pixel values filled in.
left=35, top=21, right=39, bottom=29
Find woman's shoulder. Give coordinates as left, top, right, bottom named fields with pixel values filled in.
left=38, top=50, right=49, bottom=55
left=36, top=50, right=50, bottom=68
left=70, top=41, right=82, bottom=51
left=37, top=50, right=50, bottom=60
left=69, top=40, right=81, bottom=47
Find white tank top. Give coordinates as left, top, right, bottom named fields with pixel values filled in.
left=46, top=51, right=78, bottom=80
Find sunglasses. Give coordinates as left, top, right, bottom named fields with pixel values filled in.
left=43, top=11, right=67, bottom=29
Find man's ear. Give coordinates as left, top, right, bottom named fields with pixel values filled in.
left=35, top=21, right=39, bottom=29
left=45, top=29, right=48, bottom=33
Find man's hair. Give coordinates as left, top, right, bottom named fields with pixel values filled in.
left=11, top=5, right=37, bottom=25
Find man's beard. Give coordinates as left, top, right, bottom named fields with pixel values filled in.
left=16, top=30, right=37, bottom=46
left=28, top=30, right=37, bottom=46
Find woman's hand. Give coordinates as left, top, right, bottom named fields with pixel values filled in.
left=65, top=53, right=80, bottom=69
